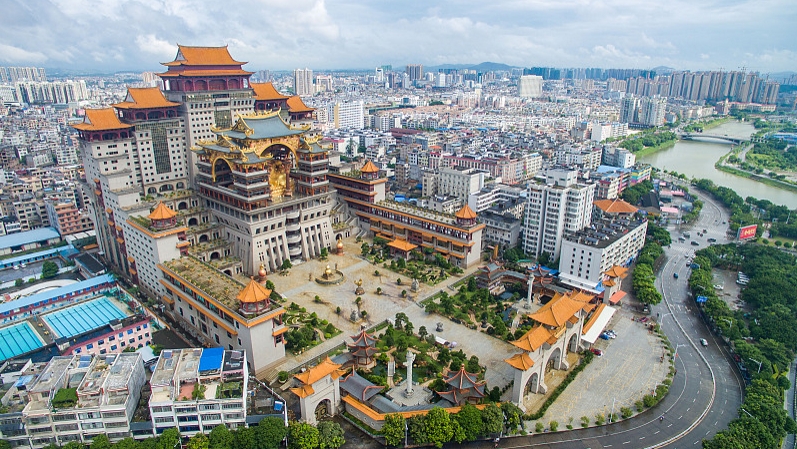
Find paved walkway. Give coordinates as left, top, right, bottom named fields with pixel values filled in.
left=263, top=239, right=493, bottom=380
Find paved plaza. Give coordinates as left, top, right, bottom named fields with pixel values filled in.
left=267, top=237, right=669, bottom=429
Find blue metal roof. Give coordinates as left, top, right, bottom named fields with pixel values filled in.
left=0, top=274, right=116, bottom=315
left=0, top=228, right=60, bottom=251
left=198, top=347, right=224, bottom=373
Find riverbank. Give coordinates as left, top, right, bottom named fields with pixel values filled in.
left=701, top=117, right=731, bottom=130
left=714, top=163, right=797, bottom=194
left=633, top=139, right=676, bottom=157
left=714, top=143, right=797, bottom=194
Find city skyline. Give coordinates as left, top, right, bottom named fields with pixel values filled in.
left=1, top=0, right=795, bottom=73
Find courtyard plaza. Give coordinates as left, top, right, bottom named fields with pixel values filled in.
left=265, top=237, right=669, bottom=427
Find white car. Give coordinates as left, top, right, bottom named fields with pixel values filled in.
left=700, top=338, right=708, bottom=347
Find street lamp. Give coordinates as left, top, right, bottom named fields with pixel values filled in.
left=749, top=358, right=763, bottom=373
left=741, top=408, right=755, bottom=419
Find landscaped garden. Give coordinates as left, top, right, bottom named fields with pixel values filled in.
left=359, top=236, right=463, bottom=286
left=421, top=276, right=524, bottom=342
left=283, top=302, right=342, bottom=354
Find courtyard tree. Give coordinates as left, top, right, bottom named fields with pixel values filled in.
left=501, top=402, right=524, bottom=434
left=187, top=433, right=209, bottom=449
left=466, top=355, right=481, bottom=374
left=113, top=438, right=140, bottom=449
left=424, top=407, right=454, bottom=448
left=288, top=422, right=320, bottom=449
left=265, top=280, right=275, bottom=290
left=320, top=247, right=329, bottom=260
left=158, top=428, right=181, bottom=449
left=404, top=321, right=414, bottom=336
left=382, top=413, right=406, bottom=447
left=233, top=427, right=255, bottom=449
left=481, top=403, right=504, bottom=435
left=254, top=417, right=288, bottom=449
left=395, top=312, right=408, bottom=329
left=90, top=435, right=112, bottom=449
left=418, top=325, right=428, bottom=339
left=41, top=260, right=59, bottom=279
left=281, top=259, right=292, bottom=271
left=317, top=421, right=345, bottom=449
left=454, top=403, right=483, bottom=441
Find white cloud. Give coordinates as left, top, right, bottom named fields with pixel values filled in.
left=0, top=0, right=793, bottom=72
left=0, top=44, right=48, bottom=65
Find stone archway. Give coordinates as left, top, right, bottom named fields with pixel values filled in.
left=213, top=158, right=234, bottom=186
left=210, top=251, right=221, bottom=260
left=188, top=218, right=198, bottom=226
left=315, top=399, right=331, bottom=421
left=526, top=372, right=539, bottom=394
left=199, top=235, right=209, bottom=243
left=178, top=201, right=188, bottom=210
left=546, top=347, right=562, bottom=372
left=568, top=333, right=579, bottom=353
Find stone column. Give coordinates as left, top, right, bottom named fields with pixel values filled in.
left=526, top=275, right=534, bottom=308
left=405, top=351, right=415, bottom=396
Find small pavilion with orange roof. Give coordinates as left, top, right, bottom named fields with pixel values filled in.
left=236, top=277, right=273, bottom=316
left=360, top=160, right=380, bottom=181
left=454, top=204, right=478, bottom=227
left=148, top=202, right=178, bottom=230
left=505, top=290, right=594, bottom=409
left=158, top=45, right=253, bottom=93
left=112, top=87, right=180, bottom=122
left=71, top=108, right=133, bottom=142
left=290, top=357, right=346, bottom=424
left=602, top=265, right=629, bottom=305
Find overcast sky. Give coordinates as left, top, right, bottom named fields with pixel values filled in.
left=2, top=0, right=795, bottom=73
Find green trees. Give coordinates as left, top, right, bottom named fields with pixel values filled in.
left=254, top=417, right=289, bottom=449
left=632, top=240, right=666, bottom=306
left=41, top=260, right=59, bottom=279
left=382, top=413, right=406, bottom=447
left=186, top=434, right=209, bottom=449
left=159, top=428, right=181, bottom=449
left=453, top=404, right=483, bottom=441
left=288, top=422, right=319, bottom=449
left=621, top=180, right=654, bottom=205
left=281, top=259, right=293, bottom=270
left=317, top=421, right=345, bottom=449
left=423, top=407, right=454, bottom=448
left=209, top=424, right=234, bottom=449
left=480, top=403, right=504, bottom=435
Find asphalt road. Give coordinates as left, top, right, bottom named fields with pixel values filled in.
left=458, top=183, right=745, bottom=449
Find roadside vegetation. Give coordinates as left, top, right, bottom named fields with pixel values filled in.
left=691, top=244, right=797, bottom=448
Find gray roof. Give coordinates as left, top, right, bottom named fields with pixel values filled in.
left=224, top=115, right=303, bottom=140
left=0, top=227, right=60, bottom=250
left=340, top=372, right=382, bottom=403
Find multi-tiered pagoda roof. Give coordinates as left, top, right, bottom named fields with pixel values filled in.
left=437, top=367, right=486, bottom=405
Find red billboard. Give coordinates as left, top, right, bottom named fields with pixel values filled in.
left=738, top=224, right=757, bottom=240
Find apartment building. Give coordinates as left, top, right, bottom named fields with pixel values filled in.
left=44, top=200, right=93, bottom=236
left=558, top=215, right=647, bottom=292
left=522, top=169, right=595, bottom=259
left=20, top=353, right=146, bottom=448
left=148, top=348, right=248, bottom=437
left=438, top=166, right=485, bottom=201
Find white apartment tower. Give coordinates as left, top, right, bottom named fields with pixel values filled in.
left=331, top=100, right=365, bottom=129
left=522, top=169, right=595, bottom=260
left=293, top=68, right=314, bottom=96
left=518, top=75, right=543, bottom=98
left=438, top=166, right=485, bottom=201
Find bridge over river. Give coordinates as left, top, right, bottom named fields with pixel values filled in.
left=677, top=132, right=748, bottom=144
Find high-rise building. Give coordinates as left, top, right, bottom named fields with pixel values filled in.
left=619, top=96, right=638, bottom=124
left=293, top=68, right=314, bottom=96
left=315, top=74, right=333, bottom=93
left=329, top=100, right=364, bottom=129
left=639, top=96, right=667, bottom=127
left=158, top=45, right=255, bottom=182
left=518, top=75, right=543, bottom=98
left=374, top=67, right=384, bottom=83
left=522, top=169, right=595, bottom=259
left=0, top=66, right=46, bottom=82
left=405, top=64, right=424, bottom=82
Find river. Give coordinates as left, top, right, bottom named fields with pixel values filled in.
left=637, top=120, right=797, bottom=209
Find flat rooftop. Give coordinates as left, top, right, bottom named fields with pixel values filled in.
left=162, top=256, right=271, bottom=314
left=564, top=217, right=647, bottom=249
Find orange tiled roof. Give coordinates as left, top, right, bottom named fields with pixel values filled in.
left=286, top=95, right=314, bottom=113
left=455, top=204, right=477, bottom=220
left=113, top=87, right=180, bottom=109
left=71, top=108, right=132, bottom=131
left=505, top=353, right=534, bottom=371
left=594, top=198, right=638, bottom=214
left=294, top=357, right=344, bottom=386
left=603, top=279, right=616, bottom=287
left=604, top=265, right=629, bottom=279
left=236, top=278, right=272, bottom=304
left=387, top=239, right=417, bottom=252
left=569, top=290, right=595, bottom=303
left=162, top=45, right=246, bottom=66
left=158, top=69, right=253, bottom=77
left=512, top=325, right=553, bottom=352
left=528, top=294, right=585, bottom=327
left=148, top=202, right=177, bottom=220
left=361, top=160, right=379, bottom=173
left=290, top=384, right=315, bottom=398
left=251, top=82, right=289, bottom=101
left=582, top=303, right=607, bottom=335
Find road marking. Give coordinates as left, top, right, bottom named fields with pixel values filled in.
left=639, top=436, right=645, bottom=440
left=623, top=441, right=630, bottom=445
left=654, top=431, right=660, bottom=435
left=668, top=424, right=673, bottom=428
left=694, top=440, right=700, bottom=445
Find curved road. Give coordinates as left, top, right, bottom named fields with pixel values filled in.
left=463, top=184, right=744, bottom=449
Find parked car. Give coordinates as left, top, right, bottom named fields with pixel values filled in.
left=599, top=332, right=611, bottom=340
left=590, top=348, right=604, bottom=356
left=708, top=238, right=717, bottom=243
left=606, top=329, right=617, bottom=336
left=640, top=316, right=650, bottom=323
left=691, top=241, right=700, bottom=246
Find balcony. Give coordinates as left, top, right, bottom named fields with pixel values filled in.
left=289, top=246, right=302, bottom=256
left=286, top=223, right=300, bottom=232
left=287, top=234, right=301, bottom=244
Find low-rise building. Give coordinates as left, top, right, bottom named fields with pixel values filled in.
left=148, top=348, right=248, bottom=436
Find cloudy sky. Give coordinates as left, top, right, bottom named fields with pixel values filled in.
left=2, top=0, right=795, bottom=73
